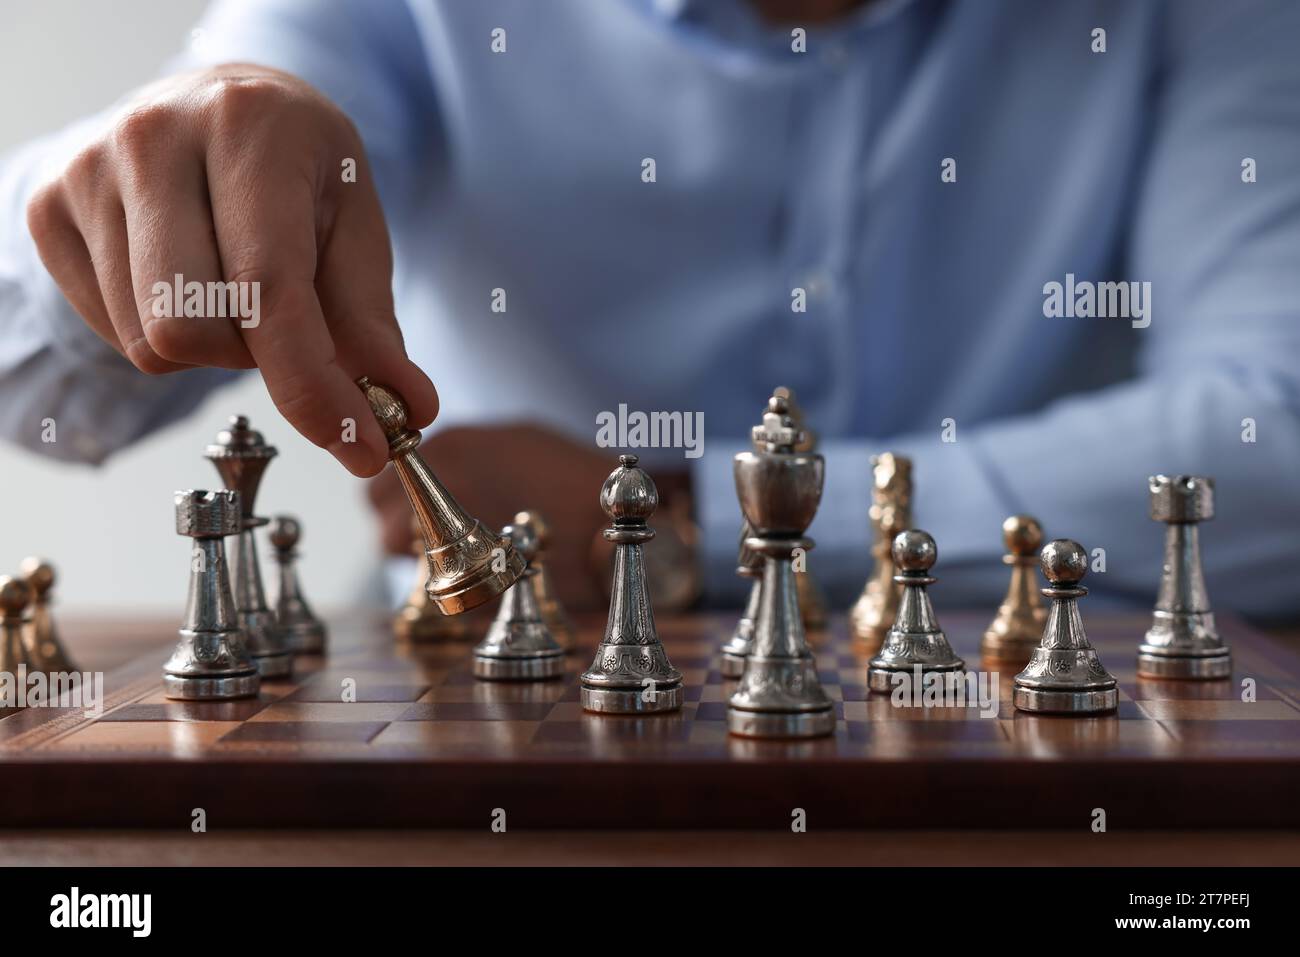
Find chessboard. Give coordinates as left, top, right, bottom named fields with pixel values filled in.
left=2, top=610, right=1298, bottom=829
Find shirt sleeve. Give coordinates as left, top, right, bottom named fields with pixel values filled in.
left=695, top=0, right=1300, bottom=619
left=0, top=0, right=433, bottom=464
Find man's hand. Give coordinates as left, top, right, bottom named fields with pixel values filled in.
left=370, top=424, right=632, bottom=613
left=25, top=63, right=436, bottom=476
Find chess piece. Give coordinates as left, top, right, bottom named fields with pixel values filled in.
left=163, top=490, right=261, bottom=700
left=518, top=510, right=575, bottom=650
left=1137, top=475, right=1231, bottom=679
left=206, top=416, right=292, bottom=678
left=0, top=576, right=33, bottom=685
left=581, top=455, right=683, bottom=713
left=980, top=516, right=1049, bottom=664
left=719, top=522, right=762, bottom=678
left=867, top=530, right=965, bottom=692
left=268, top=516, right=327, bottom=654
left=850, top=453, right=913, bottom=651
left=773, top=386, right=827, bottom=631
left=1013, top=539, right=1118, bottom=714
left=473, top=520, right=565, bottom=680
left=393, top=516, right=472, bottom=641
left=357, top=377, right=525, bottom=614
left=18, top=557, right=77, bottom=674
left=728, top=394, right=835, bottom=738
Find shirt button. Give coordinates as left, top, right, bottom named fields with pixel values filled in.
left=823, top=44, right=849, bottom=68
left=72, top=431, right=105, bottom=461
left=802, top=269, right=832, bottom=301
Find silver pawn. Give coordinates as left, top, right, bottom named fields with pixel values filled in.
left=1138, top=475, right=1231, bottom=679
left=727, top=394, right=835, bottom=738
left=205, top=416, right=292, bottom=678
left=269, top=516, right=327, bottom=655
left=163, top=490, right=260, bottom=700
left=581, top=455, right=683, bottom=713
left=473, top=519, right=565, bottom=680
left=719, top=522, right=762, bottom=678
left=867, top=530, right=965, bottom=692
left=1013, top=539, right=1118, bottom=715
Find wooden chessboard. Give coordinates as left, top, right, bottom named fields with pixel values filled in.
left=2, top=611, right=1298, bottom=829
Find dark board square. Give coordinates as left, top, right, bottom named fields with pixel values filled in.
left=288, top=683, right=430, bottom=703
left=218, top=721, right=388, bottom=744
left=399, top=701, right=558, bottom=721
left=695, top=702, right=729, bottom=722
left=100, top=699, right=272, bottom=722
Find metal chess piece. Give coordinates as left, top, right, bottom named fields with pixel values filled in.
left=867, top=530, right=965, bottom=692
left=163, top=490, right=261, bottom=701
left=205, top=416, right=292, bottom=679
left=268, top=516, right=327, bottom=654
left=1138, top=475, right=1232, bottom=679
left=0, top=576, right=33, bottom=684
left=980, top=516, right=1049, bottom=665
left=850, top=453, right=913, bottom=652
left=774, top=386, right=827, bottom=631
left=357, top=377, right=525, bottom=614
left=518, top=510, right=575, bottom=650
left=19, top=557, right=77, bottom=674
left=1013, top=539, right=1118, bottom=715
left=728, top=394, right=835, bottom=738
left=473, top=520, right=565, bottom=680
left=394, top=516, right=473, bottom=641
left=719, top=522, right=762, bottom=678
left=581, top=455, right=683, bottom=713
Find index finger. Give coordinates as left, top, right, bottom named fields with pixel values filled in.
left=208, top=168, right=388, bottom=475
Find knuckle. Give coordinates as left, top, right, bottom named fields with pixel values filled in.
left=25, top=183, right=70, bottom=247
left=110, top=103, right=177, bottom=164
left=141, top=315, right=198, bottom=363
left=205, top=74, right=286, bottom=130
left=123, top=336, right=176, bottom=376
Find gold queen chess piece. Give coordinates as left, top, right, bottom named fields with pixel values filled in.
left=581, top=455, right=683, bottom=713
left=473, top=518, right=565, bottom=680
left=19, top=557, right=77, bottom=674
left=1013, top=539, right=1118, bottom=715
left=980, top=516, right=1049, bottom=665
left=1137, top=475, right=1232, bottom=679
left=727, top=393, right=835, bottom=738
left=268, top=516, right=327, bottom=654
left=205, top=415, right=292, bottom=678
left=163, top=490, right=261, bottom=701
left=866, top=530, right=965, bottom=692
left=357, top=377, right=525, bottom=614
left=850, top=453, right=913, bottom=652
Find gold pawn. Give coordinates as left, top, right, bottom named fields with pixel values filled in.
left=20, top=558, right=77, bottom=673
left=393, top=515, right=473, bottom=642
left=0, top=576, right=34, bottom=689
left=981, top=515, right=1049, bottom=666
left=516, top=510, right=575, bottom=650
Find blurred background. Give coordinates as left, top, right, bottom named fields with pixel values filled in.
left=0, top=1, right=374, bottom=614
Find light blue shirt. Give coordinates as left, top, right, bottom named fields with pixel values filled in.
left=2, top=0, right=1299, bottom=615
